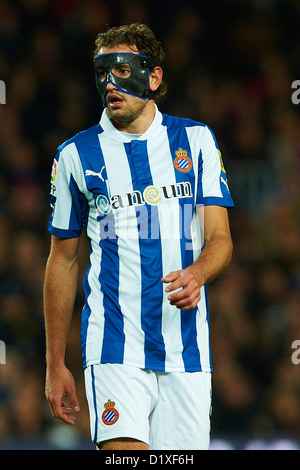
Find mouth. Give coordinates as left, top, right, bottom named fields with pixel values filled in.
left=107, top=93, right=124, bottom=109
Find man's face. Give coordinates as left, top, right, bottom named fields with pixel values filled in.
left=96, top=44, right=149, bottom=125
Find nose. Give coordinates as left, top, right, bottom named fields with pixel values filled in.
left=106, top=81, right=117, bottom=91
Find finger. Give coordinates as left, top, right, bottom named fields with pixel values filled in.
left=161, top=271, right=180, bottom=284
left=50, top=396, right=64, bottom=419
left=165, top=272, right=193, bottom=293
left=47, top=400, right=56, bottom=418
left=170, top=291, right=201, bottom=309
left=49, top=395, right=71, bottom=423
left=167, top=280, right=200, bottom=303
left=56, top=400, right=77, bottom=425
left=61, top=402, right=77, bottom=424
left=167, top=282, right=194, bottom=301
left=68, top=391, right=80, bottom=413
left=45, top=388, right=56, bottom=418
left=168, top=285, right=198, bottom=304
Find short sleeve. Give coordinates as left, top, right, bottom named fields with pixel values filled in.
left=48, top=145, right=88, bottom=238
left=196, top=126, right=234, bottom=208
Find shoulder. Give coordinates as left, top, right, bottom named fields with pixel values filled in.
left=161, top=113, right=218, bottom=147
left=57, top=124, right=103, bottom=154
left=161, top=113, right=208, bottom=130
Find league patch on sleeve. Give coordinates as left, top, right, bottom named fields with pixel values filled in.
left=50, top=158, right=58, bottom=196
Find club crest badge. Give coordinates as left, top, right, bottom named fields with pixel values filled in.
left=102, top=399, right=119, bottom=425
left=174, top=149, right=192, bottom=172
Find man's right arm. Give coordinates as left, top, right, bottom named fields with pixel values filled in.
left=43, top=235, right=81, bottom=425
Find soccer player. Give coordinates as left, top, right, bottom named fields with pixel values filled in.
left=44, top=23, right=234, bottom=450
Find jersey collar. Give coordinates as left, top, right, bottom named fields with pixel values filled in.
left=99, top=104, right=162, bottom=142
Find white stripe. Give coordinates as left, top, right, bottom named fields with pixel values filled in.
left=84, top=367, right=95, bottom=441
left=98, top=135, right=145, bottom=367
left=186, top=126, right=210, bottom=368
left=147, top=128, right=185, bottom=370
left=52, top=143, right=76, bottom=230
left=62, top=144, right=105, bottom=365
left=185, top=126, right=200, bottom=207
left=195, top=287, right=211, bottom=370
left=201, top=126, right=222, bottom=198
left=85, top=240, right=106, bottom=365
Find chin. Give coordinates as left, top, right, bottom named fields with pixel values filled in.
left=107, top=108, right=127, bottom=121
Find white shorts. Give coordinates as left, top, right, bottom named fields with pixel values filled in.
left=84, top=363, right=211, bottom=450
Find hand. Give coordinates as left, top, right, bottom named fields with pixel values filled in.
left=162, top=268, right=201, bottom=310
left=45, top=363, right=80, bottom=425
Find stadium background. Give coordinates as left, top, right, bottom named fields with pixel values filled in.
left=0, top=0, right=299, bottom=450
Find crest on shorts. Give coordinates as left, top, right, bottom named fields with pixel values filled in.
left=174, top=149, right=192, bottom=172
left=102, top=399, right=119, bottom=425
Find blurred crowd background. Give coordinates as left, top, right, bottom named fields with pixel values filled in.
left=0, top=0, right=299, bottom=450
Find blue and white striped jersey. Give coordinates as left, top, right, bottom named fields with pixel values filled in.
left=48, top=106, right=234, bottom=372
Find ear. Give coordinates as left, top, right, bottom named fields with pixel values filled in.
left=149, top=66, right=163, bottom=92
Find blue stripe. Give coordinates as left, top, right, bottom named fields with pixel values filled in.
left=99, top=210, right=125, bottom=363
left=199, top=196, right=234, bottom=207
left=104, top=411, right=115, bottom=421
left=165, top=122, right=201, bottom=371
left=75, top=131, right=125, bottom=365
left=124, top=140, right=166, bottom=370
left=91, top=365, right=98, bottom=443
left=196, top=149, right=203, bottom=204
left=57, top=124, right=102, bottom=153
left=56, top=127, right=103, bottom=368
left=81, top=261, right=92, bottom=368
left=69, top=174, right=89, bottom=232
left=48, top=224, right=81, bottom=238
left=178, top=159, right=189, bottom=168
left=204, top=284, right=213, bottom=371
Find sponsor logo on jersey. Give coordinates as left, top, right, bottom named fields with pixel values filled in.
left=96, top=194, right=111, bottom=215
left=85, top=166, right=106, bottom=182
left=95, top=181, right=193, bottom=214
left=174, top=149, right=192, bottom=172
left=221, top=176, right=229, bottom=191
left=102, top=400, right=119, bottom=425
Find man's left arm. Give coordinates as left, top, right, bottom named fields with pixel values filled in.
left=162, top=205, right=233, bottom=310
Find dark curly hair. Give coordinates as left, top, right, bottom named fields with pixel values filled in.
left=94, top=23, right=167, bottom=102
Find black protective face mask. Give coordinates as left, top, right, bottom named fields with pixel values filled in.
left=94, top=52, right=154, bottom=107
